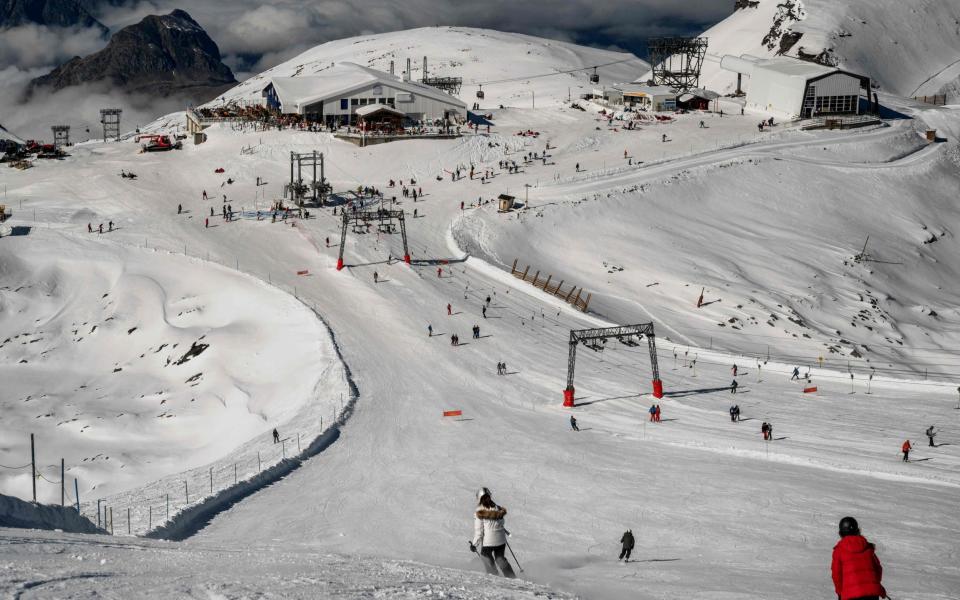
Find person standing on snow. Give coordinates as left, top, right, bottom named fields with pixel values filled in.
left=926, top=425, right=937, bottom=447
left=831, top=517, right=887, bottom=600
left=761, top=422, right=770, bottom=441
left=729, top=405, right=737, bottom=422
left=470, top=488, right=516, bottom=578
left=272, top=428, right=280, bottom=444
left=791, top=367, right=800, bottom=380
left=902, top=439, right=912, bottom=462
left=570, top=415, right=579, bottom=431
left=428, top=324, right=433, bottom=337
left=731, top=379, right=739, bottom=394
left=732, top=363, right=738, bottom=377
left=619, top=529, right=635, bottom=561
left=447, top=303, right=452, bottom=316
left=649, top=404, right=656, bottom=422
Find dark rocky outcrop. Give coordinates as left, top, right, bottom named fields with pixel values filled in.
left=29, top=9, right=236, bottom=101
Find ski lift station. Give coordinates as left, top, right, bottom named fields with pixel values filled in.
left=260, top=62, right=467, bottom=127
left=716, top=54, right=871, bottom=119
left=592, top=84, right=679, bottom=112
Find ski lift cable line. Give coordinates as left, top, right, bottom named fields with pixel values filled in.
left=471, top=58, right=636, bottom=87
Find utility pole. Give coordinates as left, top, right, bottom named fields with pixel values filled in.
left=61, top=458, right=65, bottom=506
left=30, top=434, right=36, bottom=503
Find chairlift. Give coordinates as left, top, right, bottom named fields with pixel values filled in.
left=590, top=67, right=600, bottom=84
left=476, top=85, right=485, bottom=99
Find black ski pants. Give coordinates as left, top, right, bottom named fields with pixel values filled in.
left=480, top=544, right=516, bottom=578
left=619, top=546, right=632, bottom=560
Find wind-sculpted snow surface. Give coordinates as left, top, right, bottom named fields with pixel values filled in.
left=0, top=230, right=342, bottom=511
left=0, top=528, right=570, bottom=599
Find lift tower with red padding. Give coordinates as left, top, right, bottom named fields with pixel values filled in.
left=564, top=323, right=663, bottom=407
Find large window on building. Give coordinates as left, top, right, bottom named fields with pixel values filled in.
left=340, top=99, right=348, bottom=110
left=814, top=95, right=856, bottom=114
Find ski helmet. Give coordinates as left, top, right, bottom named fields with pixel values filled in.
left=477, top=487, right=491, bottom=501
left=839, top=516, right=860, bottom=537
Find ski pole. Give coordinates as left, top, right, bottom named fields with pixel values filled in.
left=506, top=540, right=524, bottom=573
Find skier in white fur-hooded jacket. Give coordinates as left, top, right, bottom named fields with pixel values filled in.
left=470, top=487, right=517, bottom=578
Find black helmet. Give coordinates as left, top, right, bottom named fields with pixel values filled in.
left=839, top=516, right=860, bottom=537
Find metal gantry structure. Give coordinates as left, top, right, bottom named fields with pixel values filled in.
left=336, top=208, right=410, bottom=271
left=285, top=151, right=331, bottom=206
left=100, top=108, right=122, bottom=142
left=51, top=125, right=70, bottom=149
left=647, top=37, right=709, bottom=92
left=563, top=323, right=663, bottom=407
left=420, top=56, right=463, bottom=95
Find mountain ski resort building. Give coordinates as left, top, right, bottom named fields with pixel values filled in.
left=260, top=62, right=467, bottom=127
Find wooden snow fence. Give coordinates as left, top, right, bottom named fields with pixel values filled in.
left=510, top=258, right=591, bottom=313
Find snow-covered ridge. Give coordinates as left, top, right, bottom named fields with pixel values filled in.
left=210, top=26, right=649, bottom=108
left=701, top=0, right=960, bottom=98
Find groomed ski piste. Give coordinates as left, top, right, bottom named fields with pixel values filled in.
left=3, top=19, right=960, bottom=599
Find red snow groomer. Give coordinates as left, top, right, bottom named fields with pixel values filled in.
left=136, top=134, right=182, bottom=152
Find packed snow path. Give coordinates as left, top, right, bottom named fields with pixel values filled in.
left=3, top=96, right=960, bottom=599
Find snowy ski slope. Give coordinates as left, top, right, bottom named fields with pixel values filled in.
left=2, top=25, right=960, bottom=599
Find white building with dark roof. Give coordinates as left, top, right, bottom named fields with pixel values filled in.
left=719, top=55, right=870, bottom=119
left=261, top=62, right=467, bottom=126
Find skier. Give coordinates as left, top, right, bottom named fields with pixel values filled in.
left=482, top=305, right=487, bottom=318
left=831, top=517, right=887, bottom=600
left=373, top=271, right=379, bottom=283
left=619, top=529, right=635, bottom=562
left=729, top=405, right=737, bottom=422
left=575, top=162, right=580, bottom=172
left=87, top=223, right=92, bottom=233
left=470, top=488, right=516, bottom=578
left=761, top=422, right=770, bottom=441
left=496, top=362, right=502, bottom=375
left=570, top=415, right=579, bottom=431
left=272, top=428, right=280, bottom=444
left=98, top=223, right=103, bottom=234
left=902, top=439, right=912, bottom=462
left=731, top=379, right=738, bottom=394
left=438, top=267, right=443, bottom=278
left=485, top=295, right=491, bottom=307
left=177, top=203, right=182, bottom=215
left=428, top=324, right=433, bottom=337
left=447, top=303, right=452, bottom=316
left=734, top=405, right=740, bottom=422
left=205, top=218, right=209, bottom=228
left=654, top=404, right=661, bottom=422
left=649, top=404, right=656, bottom=422
left=202, top=190, right=208, bottom=200
left=732, top=363, right=738, bottom=377
left=791, top=367, right=800, bottom=380
left=661, top=133, right=667, bottom=143
left=926, top=425, right=937, bottom=447
left=699, top=120, right=705, bottom=128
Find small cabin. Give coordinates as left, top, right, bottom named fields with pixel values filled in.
left=498, top=194, right=516, bottom=212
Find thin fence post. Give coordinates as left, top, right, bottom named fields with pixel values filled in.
left=297, top=433, right=301, bottom=452
left=74, top=478, right=79, bottom=512
left=258, top=451, right=261, bottom=472
left=185, top=480, right=189, bottom=504
left=209, top=467, right=213, bottom=494
left=149, top=505, right=152, bottom=530
left=166, top=494, right=170, bottom=521
left=127, top=508, right=131, bottom=535
left=61, top=458, right=65, bottom=506
left=282, top=440, right=286, bottom=459
left=30, top=434, right=36, bottom=503
left=109, top=507, right=113, bottom=534
left=97, top=499, right=102, bottom=528
left=234, top=463, right=237, bottom=485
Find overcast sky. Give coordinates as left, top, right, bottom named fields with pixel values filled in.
left=1, top=0, right=732, bottom=138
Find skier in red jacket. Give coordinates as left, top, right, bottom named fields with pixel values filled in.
left=831, top=517, right=887, bottom=600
